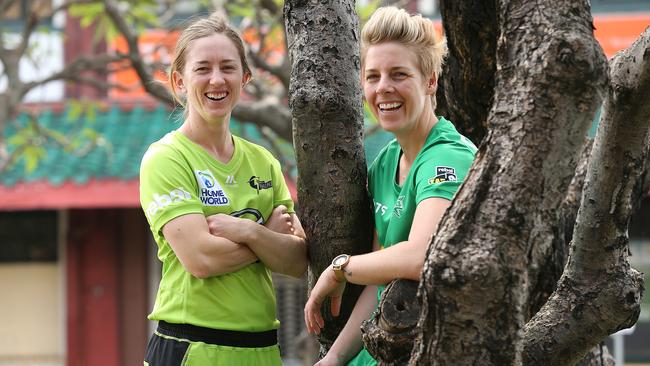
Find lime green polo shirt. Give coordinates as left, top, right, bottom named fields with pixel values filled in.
left=140, top=130, right=294, bottom=332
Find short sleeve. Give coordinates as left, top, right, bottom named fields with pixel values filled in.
left=139, top=145, right=204, bottom=234
left=270, top=158, right=295, bottom=213
left=414, top=144, right=475, bottom=204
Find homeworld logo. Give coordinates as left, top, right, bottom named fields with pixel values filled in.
left=248, top=176, right=273, bottom=194
left=195, top=169, right=230, bottom=206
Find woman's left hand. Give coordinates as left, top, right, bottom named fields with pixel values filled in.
left=304, top=267, right=346, bottom=335
left=264, top=205, right=294, bottom=235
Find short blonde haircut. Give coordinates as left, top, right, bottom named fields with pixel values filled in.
left=169, top=12, right=252, bottom=107
left=361, top=7, right=447, bottom=106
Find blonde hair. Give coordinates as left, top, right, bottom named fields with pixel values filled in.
left=169, top=12, right=252, bottom=107
left=361, top=7, right=447, bottom=106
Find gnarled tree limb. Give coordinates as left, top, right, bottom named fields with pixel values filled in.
left=522, top=27, right=650, bottom=366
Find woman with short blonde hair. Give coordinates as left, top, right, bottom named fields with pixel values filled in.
left=304, top=7, right=476, bottom=366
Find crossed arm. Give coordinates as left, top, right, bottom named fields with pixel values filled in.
left=162, top=205, right=307, bottom=279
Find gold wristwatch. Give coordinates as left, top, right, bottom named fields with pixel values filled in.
left=331, top=254, right=351, bottom=282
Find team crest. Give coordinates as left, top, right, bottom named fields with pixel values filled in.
left=429, top=166, right=457, bottom=185
left=195, top=169, right=230, bottom=206
left=248, top=176, right=273, bottom=194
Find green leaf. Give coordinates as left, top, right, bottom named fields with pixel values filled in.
left=130, top=6, right=160, bottom=26
left=67, top=100, right=84, bottom=122
left=357, top=0, right=380, bottom=21
left=227, top=4, right=255, bottom=18
left=22, top=145, right=46, bottom=173
left=363, top=101, right=377, bottom=124
left=82, top=128, right=99, bottom=140
left=69, top=3, right=105, bottom=28
left=46, top=129, right=68, bottom=144
left=86, top=104, right=97, bottom=123
left=8, top=133, right=27, bottom=146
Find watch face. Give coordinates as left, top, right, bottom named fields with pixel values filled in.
left=333, top=254, right=348, bottom=266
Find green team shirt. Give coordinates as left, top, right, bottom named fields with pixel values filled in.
left=368, top=117, right=476, bottom=295
left=347, top=117, right=476, bottom=366
left=139, top=130, right=294, bottom=332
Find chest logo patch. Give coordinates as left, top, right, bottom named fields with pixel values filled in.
left=195, top=169, right=230, bottom=206
left=248, top=176, right=273, bottom=194
left=430, top=166, right=457, bottom=184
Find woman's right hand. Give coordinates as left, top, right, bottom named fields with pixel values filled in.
left=304, top=266, right=347, bottom=335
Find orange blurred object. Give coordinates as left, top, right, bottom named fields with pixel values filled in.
left=594, top=13, right=650, bottom=58
left=108, top=30, right=179, bottom=100
left=108, top=13, right=650, bottom=100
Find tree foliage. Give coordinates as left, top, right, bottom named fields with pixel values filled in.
left=0, top=0, right=382, bottom=174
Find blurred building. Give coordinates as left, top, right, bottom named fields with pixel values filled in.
left=1, top=1, right=649, bottom=365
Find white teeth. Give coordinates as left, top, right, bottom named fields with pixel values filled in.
left=206, top=92, right=227, bottom=100
left=379, top=102, right=402, bottom=110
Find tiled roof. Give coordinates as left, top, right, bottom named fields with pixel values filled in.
left=2, top=103, right=393, bottom=187
left=2, top=104, right=177, bottom=187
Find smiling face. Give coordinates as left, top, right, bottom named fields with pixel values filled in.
left=363, top=42, right=436, bottom=136
left=173, top=33, right=250, bottom=125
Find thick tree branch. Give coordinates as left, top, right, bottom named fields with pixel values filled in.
left=522, top=27, right=650, bottom=366
left=245, top=2, right=290, bottom=91
left=232, top=98, right=292, bottom=143
left=248, top=49, right=290, bottom=91
left=407, top=1, right=608, bottom=364
left=361, top=279, right=420, bottom=365
left=0, top=0, right=17, bottom=14
left=576, top=344, right=615, bottom=366
left=16, top=9, right=39, bottom=57
left=102, top=0, right=174, bottom=106
left=20, top=53, right=127, bottom=95
left=436, top=0, right=496, bottom=145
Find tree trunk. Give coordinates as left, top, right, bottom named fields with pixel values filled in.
left=575, top=344, right=615, bottom=366
left=435, top=0, right=497, bottom=145
left=361, top=2, right=649, bottom=366
left=409, top=0, right=608, bottom=364
left=522, top=27, right=650, bottom=366
left=435, top=0, right=569, bottom=325
left=284, top=0, right=373, bottom=354
left=361, top=279, right=420, bottom=365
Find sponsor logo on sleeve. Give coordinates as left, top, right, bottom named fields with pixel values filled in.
left=195, top=169, right=230, bottom=206
left=146, top=187, right=192, bottom=218
left=248, top=176, right=273, bottom=194
left=429, top=166, right=457, bottom=185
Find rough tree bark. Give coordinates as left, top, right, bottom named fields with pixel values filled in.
left=522, top=27, right=650, bottom=366
left=284, top=0, right=373, bottom=355
left=435, top=0, right=496, bottom=145
left=410, top=0, right=610, bottom=363
left=364, top=3, right=647, bottom=365
left=436, top=0, right=568, bottom=324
